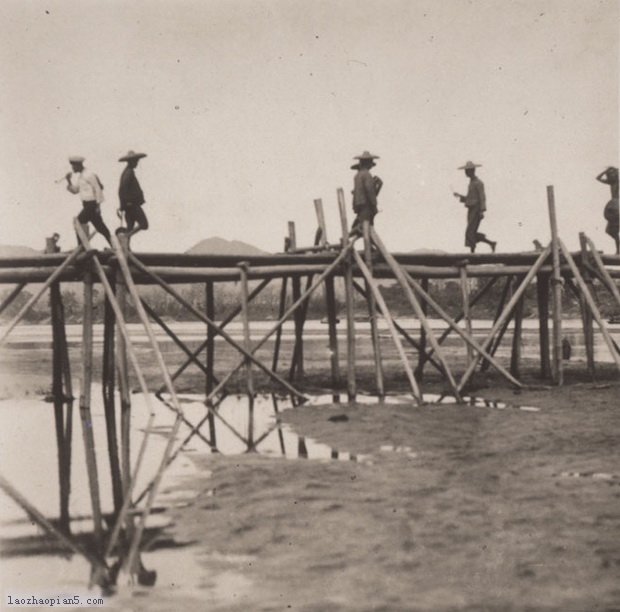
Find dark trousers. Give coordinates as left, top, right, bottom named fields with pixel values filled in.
left=465, top=207, right=486, bottom=249
left=77, top=201, right=112, bottom=245
left=350, top=206, right=377, bottom=235
left=124, top=203, right=149, bottom=232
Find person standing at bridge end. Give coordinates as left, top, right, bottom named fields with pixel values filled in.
left=117, top=150, right=149, bottom=242
left=453, top=161, right=497, bottom=253
left=350, top=150, right=382, bottom=237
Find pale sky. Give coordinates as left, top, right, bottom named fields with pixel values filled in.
left=1, top=0, right=618, bottom=253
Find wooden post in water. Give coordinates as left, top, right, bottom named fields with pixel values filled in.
left=205, top=280, right=217, bottom=446
left=115, top=233, right=132, bottom=491
left=47, top=239, right=71, bottom=534
left=415, top=277, right=429, bottom=379
left=458, top=263, right=473, bottom=367
left=102, top=277, right=123, bottom=516
left=78, top=265, right=104, bottom=549
left=324, top=273, right=341, bottom=399
left=238, top=263, right=255, bottom=398
left=510, top=275, right=526, bottom=378
left=288, top=222, right=304, bottom=380
left=547, top=186, right=563, bottom=385
left=536, top=273, right=552, bottom=380
left=337, top=188, right=357, bottom=400
left=362, top=220, right=385, bottom=397
left=578, top=233, right=596, bottom=378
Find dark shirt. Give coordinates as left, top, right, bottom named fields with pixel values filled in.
left=118, top=167, right=145, bottom=210
left=352, top=168, right=378, bottom=212
left=460, top=176, right=486, bottom=212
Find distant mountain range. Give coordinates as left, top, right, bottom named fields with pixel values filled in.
left=0, top=244, right=40, bottom=257
left=186, top=237, right=269, bottom=256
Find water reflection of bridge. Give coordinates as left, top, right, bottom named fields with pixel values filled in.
left=0, top=187, right=619, bottom=592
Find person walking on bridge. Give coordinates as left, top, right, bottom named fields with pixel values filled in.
left=453, top=161, right=496, bottom=253
left=596, top=166, right=619, bottom=254
left=350, top=150, right=383, bottom=237
left=117, top=150, right=149, bottom=241
left=65, top=156, right=112, bottom=246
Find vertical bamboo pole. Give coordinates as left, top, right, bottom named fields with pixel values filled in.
left=314, top=198, right=328, bottom=247
left=353, top=251, right=422, bottom=403
left=272, top=276, right=288, bottom=373
left=49, top=256, right=70, bottom=533
left=415, top=277, right=429, bottom=379
left=362, top=220, right=384, bottom=397
left=337, top=188, right=357, bottom=400
left=458, top=264, right=473, bottom=366
left=480, top=275, right=513, bottom=372
left=510, top=276, right=525, bottom=378
left=536, top=273, right=552, bottom=379
left=79, top=267, right=103, bottom=549
left=324, top=273, right=341, bottom=399
left=102, top=278, right=123, bottom=516
left=205, top=280, right=217, bottom=446
left=578, top=233, right=596, bottom=378
left=238, top=263, right=255, bottom=398
left=115, top=236, right=132, bottom=492
left=288, top=222, right=304, bottom=380
left=547, top=185, right=563, bottom=385
left=370, top=228, right=461, bottom=399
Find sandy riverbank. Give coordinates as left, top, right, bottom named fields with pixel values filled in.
left=2, top=336, right=620, bottom=610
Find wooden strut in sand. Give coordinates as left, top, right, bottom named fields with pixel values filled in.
left=401, top=269, right=523, bottom=389
left=159, top=276, right=272, bottom=395
left=578, top=234, right=596, bottom=378
left=47, top=236, right=73, bottom=534
left=127, top=253, right=305, bottom=399
left=547, top=185, right=564, bottom=385
left=363, top=220, right=385, bottom=397
left=558, top=239, right=620, bottom=374
left=458, top=264, right=473, bottom=367
left=337, top=188, right=357, bottom=400
left=369, top=227, right=461, bottom=400
left=352, top=250, right=422, bottom=403
left=204, top=280, right=217, bottom=445
left=238, top=262, right=256, bottom=398
left=417, top=276, right=499, bottom=374
left=109, top=232, right=187, bottom=575
left=536, top=272, right=552, bottom=379
left=457, top=244, right=553, bottom=392
left=73, top=224, right=163, bottom=570
left=480, top=275, right=514, bottom=373
left=78, top=265, right=104, bottom=551
left=350, top=279, right=444, bottom=377
left=415, top=277, right=429, bottom=379
left=509, top=275, right=526, bottom=379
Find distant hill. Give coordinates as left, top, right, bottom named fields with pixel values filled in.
left=0, top=244, right=40, bottom=258
left=186, top=237, right=269, bottom=256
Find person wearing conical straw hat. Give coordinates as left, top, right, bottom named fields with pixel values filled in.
left=349, top=150, right=383, bottom=237
left=117, top=150, right=149, bottom=241
left=596, top=166, right=619, bottom=254
left=453, top=161, right=496, bottom=253
left=64, top=155, right=113, bottom=246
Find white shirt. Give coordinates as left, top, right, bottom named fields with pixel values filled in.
left=67, top=169, right=104, bottom=204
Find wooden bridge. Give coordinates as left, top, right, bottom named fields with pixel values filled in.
left=0, top=185, right=619, bottom=589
